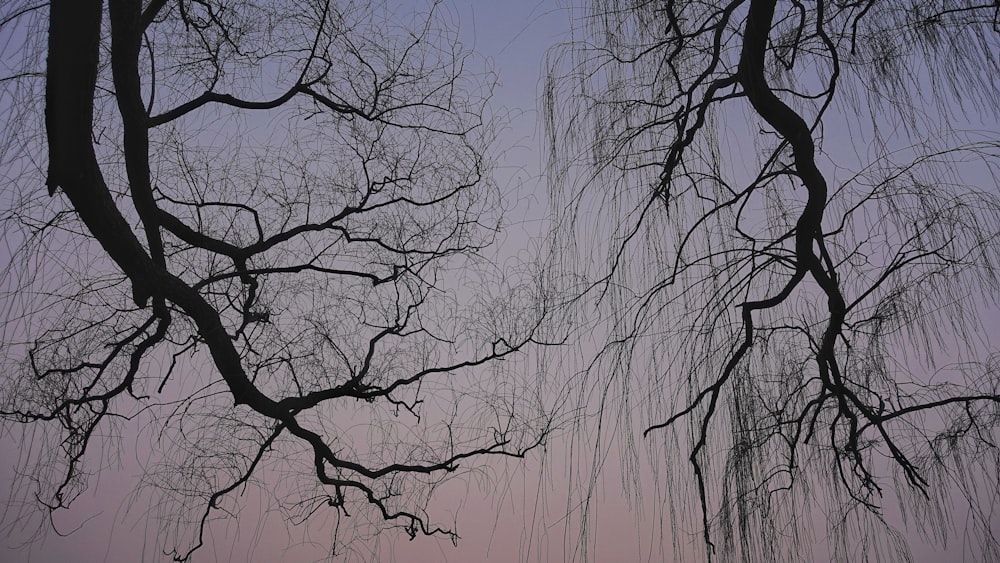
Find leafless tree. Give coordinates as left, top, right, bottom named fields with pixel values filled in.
left=0, top=1, right=554, bottom=560
left=545, top=1, right=1000, bottom=561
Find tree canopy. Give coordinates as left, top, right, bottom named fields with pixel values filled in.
left=545, top=0, right=1000, bottom=561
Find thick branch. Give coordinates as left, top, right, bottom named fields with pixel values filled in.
left=47, top=0, right=276, bottom=413
left=109, top=0, right=165, bottom=306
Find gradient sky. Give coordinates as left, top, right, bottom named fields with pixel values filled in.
left=2, top=1, right=998, bottom=562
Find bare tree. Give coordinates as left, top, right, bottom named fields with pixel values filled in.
left=545, top=1, right=1000, bottom=561
left=0, top=0, right=553, bottom=560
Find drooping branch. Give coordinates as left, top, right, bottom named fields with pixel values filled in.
left=546, top=0, right=1000, bottom=561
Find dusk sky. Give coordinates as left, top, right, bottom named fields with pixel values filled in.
left=2, top=1, right=999, bottom=562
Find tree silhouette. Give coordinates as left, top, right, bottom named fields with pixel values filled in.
left=545, top=1, right=1000, bottom=561
left=1, top=1, right=552, bottom=560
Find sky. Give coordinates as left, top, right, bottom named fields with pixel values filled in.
left=2, top=1, right=999, bottom=562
